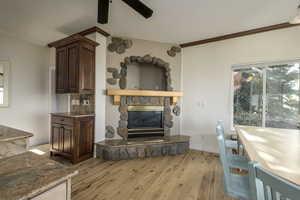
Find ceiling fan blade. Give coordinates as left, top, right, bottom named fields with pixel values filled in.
left=121, top=0, right=153, bottom=19
left=98, top=0, right=109, bottom=24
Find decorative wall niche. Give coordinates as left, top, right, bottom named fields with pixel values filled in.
left=106, top=55, right=173, bottom=91
left=120, top=55, right=173, bottom=91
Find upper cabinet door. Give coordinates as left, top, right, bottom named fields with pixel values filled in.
left=56, top=47, right=68, bottom=93
left=67, top=44, right=79, bottom=93
left=79, top=43, right=95, bottom=92
left=52, top=35, right=98, bottom=94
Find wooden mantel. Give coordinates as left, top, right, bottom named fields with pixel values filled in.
left=107, top=89, right=183, bottom=105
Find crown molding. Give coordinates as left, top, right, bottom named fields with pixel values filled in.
left=180, top=22, right=300, bottom=48
left=77, top=26, right=110, bottom=37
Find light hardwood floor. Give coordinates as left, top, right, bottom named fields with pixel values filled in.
left=31, top=145, right=236, bottom=200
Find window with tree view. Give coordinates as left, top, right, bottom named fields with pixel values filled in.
left=233, top=61, right=300, bottom=129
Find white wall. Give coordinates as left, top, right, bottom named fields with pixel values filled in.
left=0, top=32, right=49, bottom=146
left=182, top=26, right=300, bottom=153
left=86, top=33, right=107, bottom=142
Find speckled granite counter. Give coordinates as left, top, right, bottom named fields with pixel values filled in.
left=51, top=112, right=95, bottom=118
left=0, top=125, right=33, bottom=159
left=0, top=125, right=33, bottom=142
left=0, top=152, right=78, bottom=200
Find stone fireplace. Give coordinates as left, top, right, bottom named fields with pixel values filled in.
left=106, top=55, right=177, bottom=140
left=96, top=51, right=189, bottom=160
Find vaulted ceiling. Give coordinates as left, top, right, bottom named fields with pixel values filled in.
left=0, top=0, right=298, bottom=46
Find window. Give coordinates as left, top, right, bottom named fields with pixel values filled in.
left=232, top=61, right=300, bottom=129
left=0, top=61, right=10, bottom=107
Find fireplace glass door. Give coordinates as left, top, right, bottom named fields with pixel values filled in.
left=127, top=106, right=164, bottom=138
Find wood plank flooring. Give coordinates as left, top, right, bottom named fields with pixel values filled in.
left=30, top=145, right=236, bottom=200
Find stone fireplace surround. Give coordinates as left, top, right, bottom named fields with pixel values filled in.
left=117, top=96, right=173, bottom=140
left=111, top=55, right=176, bottom=140
left=96, top=55, right=190, bottom=160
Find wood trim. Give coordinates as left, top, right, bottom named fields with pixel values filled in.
left=77, top=26, right=110, bottom=37
left=48, top=34, right=99, bottom=48
left=180, top=22, right=300, bottom=48
left=107, top=89, right=183, bottom=97
left=107, top=89, right=183, bottom=105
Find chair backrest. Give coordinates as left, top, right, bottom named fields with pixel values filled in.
left=216, top=121, right=231, bottom=188
left=249, top=162, right=300, bottom=200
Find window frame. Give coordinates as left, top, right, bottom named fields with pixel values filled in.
left=0, top=60, right=10, bottom=107
left=230, top=59, right=300, bottom=130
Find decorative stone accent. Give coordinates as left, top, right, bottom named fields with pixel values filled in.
left=118, top=105, right=128, bottom=113
left=173, top=105, right=181, bottom=116
left=106, top=78, right=117, bottom=85
left=106, top=67, right=120, bottom=85
left=120, top=112, right=128, bottom=120
left=105, top=126, right=115, bottom=139
left=118, top=55, right=173, bottom=91
left=118, top=96, right=128, bottom=140
left=167, top=46, right=181, bottom=57
left=118, top=120, right=128, bottom=128
left=96, top=136, right=190, bottom=160
left=167, top=50, right=176, bottom=57
left=119, top=77, right=127, bottom=89
left=117, top=128, right=128, bottom=140
left=107, top=37, right=133, bottom=54
left=124, top=40, right=133, bottom=49
left=107, top=67, right=118, bottom=73
left=171, top=46, right=182, bottom=53
left=164, top=97, right=173, bottom=136
left=116, top=45, right=126, bottom=54
left=125, top=96, right=164, bottom=106
left=112, top=71, right=121, bottom=79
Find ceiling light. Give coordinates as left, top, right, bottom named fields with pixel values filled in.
left=290, top=4, right=300, bottom=24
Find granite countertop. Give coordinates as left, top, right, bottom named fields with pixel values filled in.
left=51, top=112, right=95, bottom=118
left=0, top=152, right=78, bottom=200
left=0, top=125, right=33, bottom=142
left=97, top=135, right=190, bottom=147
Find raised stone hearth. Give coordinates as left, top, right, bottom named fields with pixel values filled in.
left=96, top=136, right=190, bottom=160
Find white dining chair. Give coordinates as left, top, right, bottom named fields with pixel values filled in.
left=216, top=121, right=251, bottom=200
left=249, top=161, right=300, bottom=200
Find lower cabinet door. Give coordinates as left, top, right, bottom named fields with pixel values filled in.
left=62, top=125, right=73, bottom=154
left=31, top=182, right=67, bottom=200
left=51, top=124, right=61, bottom=151
left=78, top=119, right=94, bottom=157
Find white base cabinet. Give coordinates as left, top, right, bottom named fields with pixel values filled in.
left=31, top=180, right=71, bottom=200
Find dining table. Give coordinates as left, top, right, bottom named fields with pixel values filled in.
left=235, top=125, right=300, bottom=186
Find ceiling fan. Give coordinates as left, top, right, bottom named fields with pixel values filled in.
left=98, top=0, right=153, bottom=24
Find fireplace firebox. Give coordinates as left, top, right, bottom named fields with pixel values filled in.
left=127, top=106, right=164, bottom=138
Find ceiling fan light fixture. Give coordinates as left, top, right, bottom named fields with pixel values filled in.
left=290, top=4, right=300, bottom=24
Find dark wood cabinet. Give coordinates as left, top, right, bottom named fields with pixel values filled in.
left=50, top=34, right=99, bottom=94
left=50, top=114, right=95, bottom=164
left=56, top=47, right=68, bottom=93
